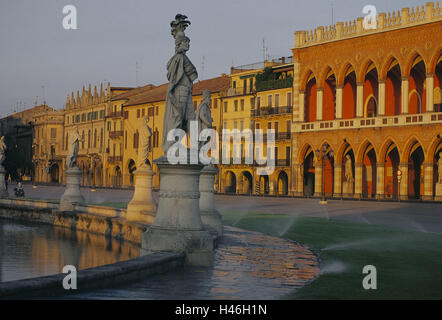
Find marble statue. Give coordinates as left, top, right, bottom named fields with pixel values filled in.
left=162, top=14, right=198, bottom=153
left=438, top=152, right=442, bottom=183
left=66, top=129, right=82, bottom=169
left=138, top=115, right=152, bottom=168
left=196, top=90, right=213, bottom=132
left=0, top=136, right=6, bottom=167
left=344, top=154, right=354, bottom=183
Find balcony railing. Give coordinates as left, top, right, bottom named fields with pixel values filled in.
left=108, top=156, right=123, bottom=163
left=226, top=87, right=254, bottom=97
left=252, top=106, right=292, bottom=117
left=107, top=111, right=123, bottom=118
left=295, top=111, right=442, bottom=133
left=109, top=130, right=123, bottom=139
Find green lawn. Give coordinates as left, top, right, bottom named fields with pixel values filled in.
left=220, top=211, right=442, bottom=300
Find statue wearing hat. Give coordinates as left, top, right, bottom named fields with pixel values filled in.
left=162, top=14, right=198, bottom=153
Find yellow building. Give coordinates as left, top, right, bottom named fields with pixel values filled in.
left=32, top=105, right=65, bottom=183
left=218, top=58, right=294, bottom=196
left=61, top=83, right=133, bottom=187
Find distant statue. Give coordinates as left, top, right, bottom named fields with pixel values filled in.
left=66, top=129, right=82, bottom=169
left=0, top=136, right=6, bottom=167
left=438, top=152, right=442, bottom=183
left=162, top=14, right=198, bottom=153
left=138, top=115, right=153, bottom=168
left=344, top=154, right=354, bottom=183
left=196, top=90, right=213, bottom=133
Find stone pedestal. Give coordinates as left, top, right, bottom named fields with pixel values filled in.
left=141, top=156, right=214, bottom=267
left=0, top=166, right=8, bottom=198
left=126, top=165, right=156, bottom=224
left=59, top=167, right=84, bottom=211
left=435, top=183, right=442, bottom=201
left=342, top=181, right=354, bottom=197
left=199, top=165, right=223, bottom=238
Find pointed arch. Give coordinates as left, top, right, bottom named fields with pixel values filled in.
left=402, top=136, right=425, bottom=163
left=404, top=51, right=428, bottom=77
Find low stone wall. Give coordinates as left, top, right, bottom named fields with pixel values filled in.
left=0, top=199, right=146, bottom=244
left=0, top=252, right=185, bottom=299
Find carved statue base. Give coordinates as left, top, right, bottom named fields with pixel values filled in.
left=342, top=181, right=354, bottom=197
left=0, top=166, right=8, bottom=198
left=126, top=165, right=156, bottom=224
left=199, top=165, right=223, bottom=238
left=59, top=167, right=84, bottom=211
left=141, top=155, right=214, bottom=267
left=435, top=183, right=442, bottom=201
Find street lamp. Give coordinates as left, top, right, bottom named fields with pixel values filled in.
left=316, top=143, right=334, bottom=204
left=397, top=169, right=402, bottom=202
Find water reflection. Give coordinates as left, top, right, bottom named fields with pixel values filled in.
left=0, top=219, right=139, bottom=282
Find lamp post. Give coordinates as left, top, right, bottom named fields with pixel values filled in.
left=397, top=169, right=402, bottom=202
left=316, top=143, right=334, bottom=204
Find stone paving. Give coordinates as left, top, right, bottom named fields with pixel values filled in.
left=62, top=226, right=319, bottom=300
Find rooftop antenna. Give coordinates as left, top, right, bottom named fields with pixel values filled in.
left=42, top=85, right=46, bottom=105
left=262, top=38, right=265, bottom=61
left=201, top=56, right=205, bottom=81
left=136, top=61, right=139, bottom=87
left=331, top=2, right=334, bottom=25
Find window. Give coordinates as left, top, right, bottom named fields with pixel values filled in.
left=142, top=108, right=145, bottom=117
left=125, top=131, right=127, bottom=149
left=233, top=81, right=236, bottom=88
left=240, top=99, right=244, bottom=111
left=257, top=97, right=261, bottom=108
left=274, top=122, right=279, bottom=135
left=156, top=106, right=159, bottom=116
left=287, top=92, right=292, bottom=107
left=240, top=120, right=244, bottom=131
left=137, top=109, right=140, bottom=118
left=133, top=131, right=139, bottom=148
left=81, top=113, right=86, bottom=122
left=268, top=95, right=272, bottom=107
left=124, top=111, right=129, bottom=119
left=100, top=129, right=103, bottom=148
left=81, top=131, right=85, bottom=149
left=65, top=134, right=68, bottom=150
left=224, top=102, right=228, bottom=112
left=88, top=130, right=91, bottom=148
left=250, top=97, right=255, bottom=109
left=286, top=120, right=291, bottom=133
left=148, top=107, right=154, bottom=116
left=234, top=100, right=238, bottom=112
left=234, top=121, right=237, bottom=129
left=255, top=123, right=260, bottom=130
left=249, top=78, right=253, bottom=91
left=275, top=94, right=279, bottom=108
left=50, top=128, right=56, bottom=139
left=213, top=99, right=218, bottom=109
left=107, top=122, right=111, bottom=131
left=94, top=129, right=97, bottom=148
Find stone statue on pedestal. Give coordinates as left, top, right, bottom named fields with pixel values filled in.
left=138, top=115, right=152, bottom=168
left=343, top=154, right=354, bottom=196
left=142, top=14, right=214, bottom=266
left=162, top=14, right=198, bottom=153
left=344, top=154, right=354, bottom=183
left=66, top=129, right=82, bottom=169
left=60, top=128, right=85, bottom=211
left=126, top=115, right=156, bottom=223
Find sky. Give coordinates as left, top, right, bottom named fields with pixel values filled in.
left=0, top=0, right=431, bottom=115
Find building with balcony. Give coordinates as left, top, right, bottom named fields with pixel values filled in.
left=290, top=2, right=442, bottom=200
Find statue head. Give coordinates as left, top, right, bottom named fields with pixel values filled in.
left=170, top=14, right=190, bottom=38
left=202, top=89, right=211, bottom=101
left=143, top=114, right=150, bottom=124
left=175, top=31, right=190, bottom=53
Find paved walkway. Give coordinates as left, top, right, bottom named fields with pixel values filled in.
left=20, top=184, right=442, bottom=234
left=62, top=226, right=319, bottom=299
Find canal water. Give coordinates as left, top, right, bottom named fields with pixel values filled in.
left=0, top=219, right=140, bottom=283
